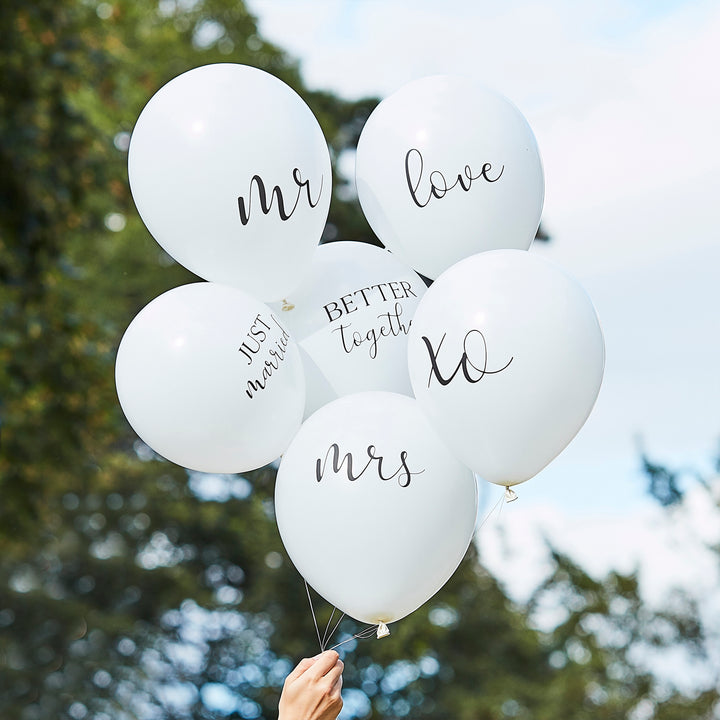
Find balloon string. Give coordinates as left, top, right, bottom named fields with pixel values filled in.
left=323, top=609, right=346, bottom=651
left=303, top=578, right=380, bottom=652
left=476, top=487, right=508, bottom=532
left=327, top=624, right=379, bottom=651
left=305, top=485, right=518, bottom=654
left=304, top=486, right=517, bottom=654
left=304, top=579, right=351, bottom=652
left=304, top=579, right=323, bottom=651
left=321, top=606, right=337, bottom=650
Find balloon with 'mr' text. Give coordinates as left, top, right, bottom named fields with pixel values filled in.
left=356, top=75, right=544, bottom=280
left=128, top=63, right=332, bottom=302
left=115, top=282, right=305, bottom=474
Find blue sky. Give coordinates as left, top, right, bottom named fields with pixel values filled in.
left=239, top=6, right=720, bottom=663
left=245, top=0, right=720, bottom=514
left=239, top=0, right=720, bottom=690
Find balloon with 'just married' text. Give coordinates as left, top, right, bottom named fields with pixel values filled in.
left=275, top=391, right=478, bottom=627
left=115, top=282, right=305, bottom=473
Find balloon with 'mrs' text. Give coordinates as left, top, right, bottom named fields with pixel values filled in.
left=128, top=63, right=332, bottom=302
left=356, top=75, right=544, bottom=279
left=271, top=241, right=427, bottom=417
left=275, top=391, right=478, bottom=626
left=407, top=250, right=605, bottom=487
left=115, top=282, right=305, bottom=473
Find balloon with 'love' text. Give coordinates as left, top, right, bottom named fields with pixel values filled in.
left=128, top=63, right=332, bottom=302
left=271, top=241, right=427, bottom=417
left=408, top=250, right=605, bottom=487
left=115, top=282, right=305, bottom=474
left=356, top=75, right=544, bottom=279
left=275, top=391, right=478, bottom=627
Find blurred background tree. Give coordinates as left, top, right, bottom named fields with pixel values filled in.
left=0, top=1, right=717, bottom=718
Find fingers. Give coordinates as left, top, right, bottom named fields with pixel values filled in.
left=324, top=657, right=344, bottom=687
left=284, top=649, right=342, bottom=686
left=283, top=656, right=316, bottom=685
left=278, top=652, right=344, bottom=720
left=329, top=672, right=343, bottom=697
left=305, top=650, right=341, bottom=680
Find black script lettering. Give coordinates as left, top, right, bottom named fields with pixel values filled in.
left=332, top=323, right=354, bottom=353
left=353, top=286, right=373, bottom=307
left=270, top=314, right=291, bottom=343
left=422, top=330, right=513, bottom=388
left=366, top=445, right=421, bottom=488
left=399, top=280, right=417, bottom=299
left=405, top=148, right=504, bottom=209
left=315, top=443, right=373, bottom=483
left=245, top=364, right=273, bottom=397
left=237, top=168, right=323, bottom=226
left=323, top=300, right=343, bottom=323
left=238, top=314, right=272, bottom=364
left=332, top=302, right=410, bottom=359
left=340, top=293, right=358, bottom=315
left=322, top=280, right=419, bottom=323
left=370, top=282, right=391, bottom=302
left=244, top=314, right=292, bottom=399
left=316, top=443, right=424, bottom=487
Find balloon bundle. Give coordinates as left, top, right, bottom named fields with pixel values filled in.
left=116, top=65, right=605, bottom=640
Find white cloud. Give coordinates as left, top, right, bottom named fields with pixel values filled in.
left=477, top=478, right=720, bottom=690
left=536, top=2, right=720, bottom=263
left=245, top=3, right=720, bottom=654
left=248, top=0, right=720, bottom=259
left=478, top=478, right=720, bottom=591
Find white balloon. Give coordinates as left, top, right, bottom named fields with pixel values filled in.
left=407, top=250, right=605, bottom=486
left=271, top=241, right=427, bottom=416
left=115, top=283, right=305, bottom=473
left=275, top=392, right=478, bottom=626
left=356, top=75, right=544, bottom=279
left=128, top=64, right=332, bottom=302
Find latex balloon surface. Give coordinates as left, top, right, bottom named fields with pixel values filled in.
left=275, top=391, right=478, bottom=626
left=115, top=282, right=305, bottom=473
left=128, top=63, right=332, bottom=301
left=272, top=241, right=427, bottom=416
left=408, top=250, right=605, bottom=486
left=356, top=75, right=544, bottom=279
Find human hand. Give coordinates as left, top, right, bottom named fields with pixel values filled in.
left=278, top=649, right=344, bottom=720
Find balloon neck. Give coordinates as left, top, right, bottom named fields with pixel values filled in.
left=281, top=299, right=295, bottom=311
left=376, top=622, right=390, bottom=639
left=504, top=486, right=518, bottom=503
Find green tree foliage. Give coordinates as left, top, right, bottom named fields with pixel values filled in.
left=0, top=0, right=374, bottom=534
left=1, top=1, right=716, bottom=718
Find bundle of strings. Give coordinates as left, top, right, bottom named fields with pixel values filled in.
left=302, top=486, right=517, bottom=650
left=304, top=580, right=381, bottom=651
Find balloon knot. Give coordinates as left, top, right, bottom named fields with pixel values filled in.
left=281, top=299, right=294, bottom=311
left=504, top=487, right=518, bottom=503
left=376, top=622, right=390, bottom=639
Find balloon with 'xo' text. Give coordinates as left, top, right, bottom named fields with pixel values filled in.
left=275, top=391, right=478, bottom=627
left=407, top=249, right=605, bottom=487
left=128, top=63, right=332, bottom=302
left=115, top=282, right=305, bottom=474
left=271, top=241, right=427, bottom=417
left=355, top=75, right=544, bottom=280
